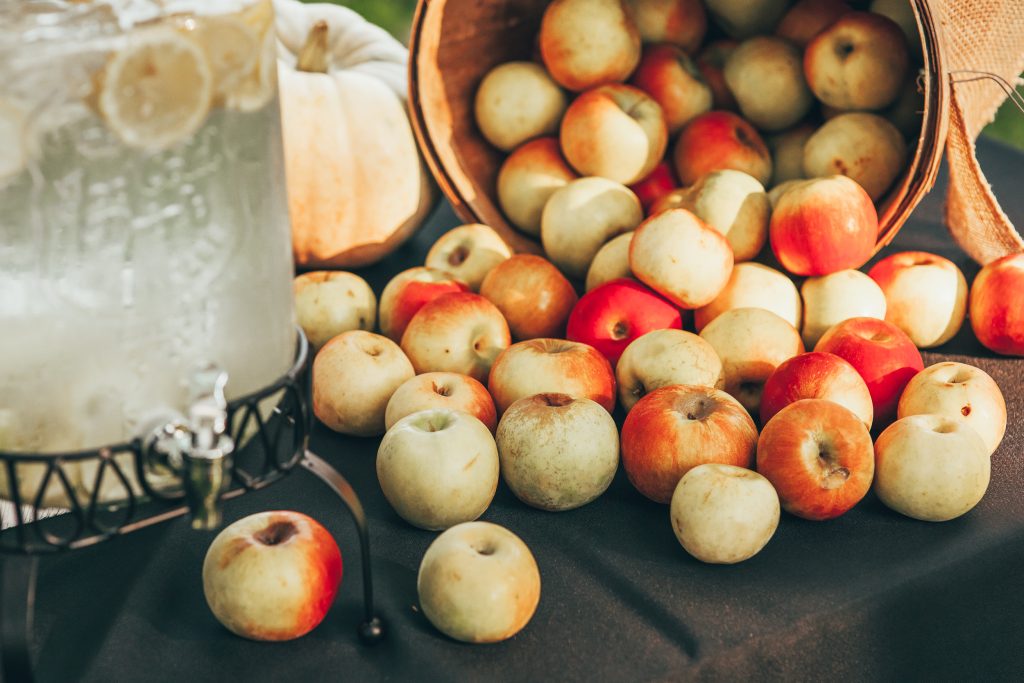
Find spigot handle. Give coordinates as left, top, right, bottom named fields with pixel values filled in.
left=184, top=364, right=234, bottom=530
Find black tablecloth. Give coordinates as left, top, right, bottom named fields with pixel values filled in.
left=26, top=137, right=1024, bottom=682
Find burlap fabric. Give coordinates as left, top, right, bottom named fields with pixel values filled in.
left=929, top=0, right=1024, bottom=264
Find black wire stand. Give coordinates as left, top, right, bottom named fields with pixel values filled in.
left=0, top=330, right=384, bottom=682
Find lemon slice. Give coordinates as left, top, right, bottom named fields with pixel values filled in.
left=193, top=16, right=259, bottom=100
left=98, top=25, right=213, bottom=151
left=0, top=99, right=27, bottom=183
left=224, top=24, right=277, bottom=113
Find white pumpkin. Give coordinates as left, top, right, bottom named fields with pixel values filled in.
left=274, top=0, right=436, bottom=268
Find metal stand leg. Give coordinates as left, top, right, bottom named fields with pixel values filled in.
left=301, top=450, right=385, bottom=645
left=0, top=555, right=37, bottom=683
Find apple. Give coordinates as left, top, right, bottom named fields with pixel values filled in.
left=622, top=385, right=758, bottom=503
left=694, top=262, right=802, bottom=333
left=541, top=176, right=643, bottom=279
left=497, top=137, right=579, bottom=236
left=757, top=399, right=874, bottom=520
left=801, top=269, right=887, bottom=347
left=969, top=253, right=1024, bottom=356
left=814, top=316, right=923, bottom=424
left=760, top=351, right=874, bottom=428
left=378, top=267, right=469, bottom=342
left=425, top=223, right=512, bottom=292
left=488, top=338, right=616, bottom=415
left=566, top=278, right=683, bottom=366
left=898, top=362, right=1007, bottom=456
left=560, top=84, right=668, bottom=185
left=867, top=251, right=968, bottom=348
left=630, top=0, right=707, bottom=52
left=480, top=254, right=577, bottom=341
left=873, top=414, right=990, bottom=522
left=699, top=307, right=804, bottom=415
left=674, top=111, right=772, bottom=187
left=630, top=208, right=734, bottom=309
left=804, top=11, right=910, bottom=111
left=724, top=37, right=813, bottom=132
left=630, top=162, right=678, bottom=214
left=630, top=45, right=712, bottom=135
left=769, top=175, right=877, bottom=277
left=673, top=169, right=770, bottom=262
left=203, top=511, right=342, bottom=642
left=802, top=112, right=907, bottom=201
left=417, top=521, right=540, bottom=643
left=696, top=40, right=738, bottom=111
left=768, top=124, right=814, bottom=186
left=540, top=0, right=641, bottom=92
left=474, top=61, right=567, bottom=152
left=870, top=0, right=922, bottom=61
left=670, top=464, right=780, bottom=564
left=313, top=331, right=414, bottom=436
left=294, top=271, right=376, bottom=352
left=649, top=187, right=687, bottom=215
left=585, top=231, right=634, bottom=292
left=776, top=0, right=852, bottom=47
left=377, top=409, right=499, bottom=530
left=385, top=372, right=498, bottom=432
left=615, top=329, right=724, bottom=412
left=704, top=0, right=789, bottom=39
left=496, top=393, right=619, bottom=510
left=400, top=292, right=511, bottom=382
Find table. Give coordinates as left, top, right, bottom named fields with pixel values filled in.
left=23, top=136, right=1024, bottom=682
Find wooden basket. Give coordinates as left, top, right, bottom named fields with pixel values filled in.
left=408, top=0, right=949, bottom=256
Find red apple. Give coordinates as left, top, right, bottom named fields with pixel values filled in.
left=673, top=111, right=772, bottom=186
left=621, top=385, right=758, bottom=503
left=203, top=511, right=342, bottom=641
left=629, top=161, right=679, bottom=214
left=696, top=40, right=738, bottom=111
left=488, top=338, right=616, bottom=415
left=630, top=44, right=713, bottom=135
left=814, top=317, right=923, bottom=425
left=379, top=267, right=470, bottom=341
left=757, top=399, right=874, bottom=520
left=969, top=253, right=1024, bottom=356
left=769, top=175, right=877, bottom=276
left=566, top=278, right=683, bottom=366
left=760, top=351, right=874, bottom=428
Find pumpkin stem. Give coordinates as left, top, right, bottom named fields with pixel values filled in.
left=297, top=20, right=330, bottom=73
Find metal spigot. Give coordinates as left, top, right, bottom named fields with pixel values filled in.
left=183, top=364, right=234, bottom=530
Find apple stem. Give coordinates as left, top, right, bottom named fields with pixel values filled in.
left=297, top=21, right=330, bottom=74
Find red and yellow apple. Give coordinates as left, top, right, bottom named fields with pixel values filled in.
left=969, top=253, right=1024, bottom=356
left=757, top=399, right=874, bottom=520
left=775, top=0, right=851, bottom=47
left=540, top=0, right=641, bottom=91
left=379, top=267, right=469, bottom=342
left=800, top=269, right=887, bottom=347
left=425, top=224, right=512, bottom=292
left=616, top=329, right=724, bottom=411
left=760, top=351, right=873, bottom=428
left=488, top=338, right=616, bottom=415
left=385, top=372, right=498, bottom=432
left=802, top=112, right=907, bottom=201
left=695, top=262, right=802, bottom=333
left=621, top=384, right=758, bottom=503
left=630, top=0, right=707, bottom=52
left=294, top=271, right=376, bottom=352
left=497, top=137, right=578, bottom=236
left=630, top=44, right=712, bottom=135
left=674, top=110, right=772, bottom=186
left=203, top=511, right=342, bottom=641
left=769, top=175, right=877, bottom=276
left=629, top=162, right=678, bottom=214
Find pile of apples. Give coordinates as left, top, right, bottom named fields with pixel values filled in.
left=294, top=210, right=1019, bottom=642
left=481, top=0, right=922, bottom=274
left=277, top=0, right=1024, bottom=645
